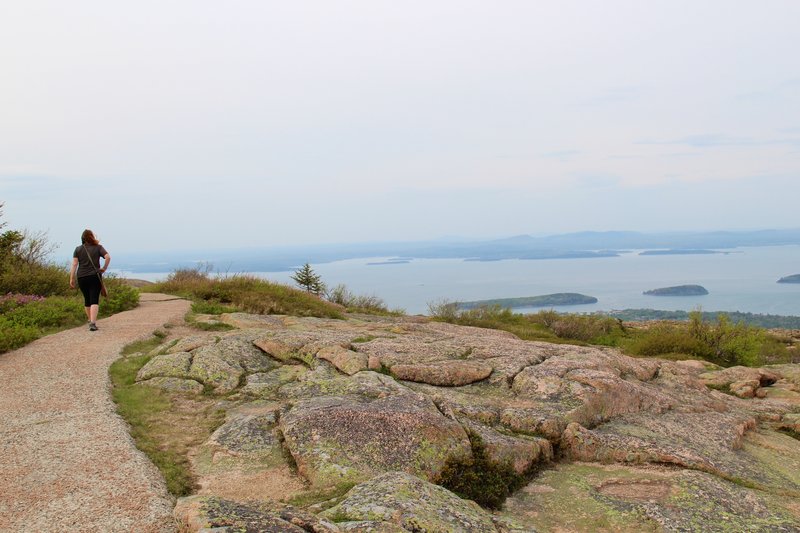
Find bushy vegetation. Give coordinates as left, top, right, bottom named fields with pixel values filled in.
left=626, top=312, right=788, bottom=367
left=437, top=431, right=530, bottom=510
left=429, top=301, right=793, bottom=368
left=325, top=283, right=402, bottom=315
left=606, top=308, right=800, bottom=329
left=428, top=301, right=624, bottom=345
left=0, top=204, right=139, bottom=353
left=147, top=267, right=344, bottom=319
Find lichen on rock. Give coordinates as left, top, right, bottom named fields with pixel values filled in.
left=320, top=471, right=501, bottom=532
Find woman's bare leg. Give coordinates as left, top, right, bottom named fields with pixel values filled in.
left=89, top=304, right=99, bottom=323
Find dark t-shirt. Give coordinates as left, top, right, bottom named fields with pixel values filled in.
left=73, top=244, right=108, bottom=278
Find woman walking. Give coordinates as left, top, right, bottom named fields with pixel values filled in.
left=69, top=229, right=110, bottom=331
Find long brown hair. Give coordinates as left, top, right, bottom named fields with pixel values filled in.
left=81, top=229, right=99, bottom=245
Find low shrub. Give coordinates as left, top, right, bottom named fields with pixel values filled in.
left=326, top=284, right=400, bottom=315
left=148, top=267, right=343, bottom=319
left=0, top=262, right=71, bottom=297
left=191, top=300, right=238, bottom=315
left=428, top=303, right=619, bottom=345
left=100, top=276, right=140, bottom=316
left=0, top=296, right=85, bottom=353
left=2, top=296, right=84, bottom=329
left=625, top=324, right=713, bottom=359
left=540, top=314, right=623, bottom=344
left=625, top=313, right=789, bottom=367
left=0, top=319, right=40, bottom=352
left=437, top=431, right=530, bottom=510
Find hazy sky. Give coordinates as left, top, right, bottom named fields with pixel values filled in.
left=2, top=1, right=798, bottom=255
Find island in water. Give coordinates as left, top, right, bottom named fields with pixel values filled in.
left=366, top=259, right=412, bottom=266
left=777, top=274, right=800, bottom=284
left=639, top=249, right=723, bottom=256
left=643, top=285, right=709, bottom=296
left=458, top=292, right=598, bottom=309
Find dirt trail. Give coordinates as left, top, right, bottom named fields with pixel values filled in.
left=0, top=293, right=190, bottom=533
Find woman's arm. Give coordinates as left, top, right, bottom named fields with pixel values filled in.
left=69, top=257, right=78, bottom=288
left=101, top=253, right=111, bottom=273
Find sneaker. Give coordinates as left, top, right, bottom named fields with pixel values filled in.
left=89, top=323, right=98, bottom=331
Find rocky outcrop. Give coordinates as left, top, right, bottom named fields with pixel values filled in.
left=699, top=365, right=781, bottom=398
left=320, top=472, right=503, bottom=532
left=280, top=384, right=471, bottom=488
left=391, top=360, right=493, bottom=386
left=128, top=312, right=800, bottom=532
left=175, top=496, right=338, bottom=532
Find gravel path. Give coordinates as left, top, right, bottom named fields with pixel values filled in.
left=0, top=293, right=190, bottom=533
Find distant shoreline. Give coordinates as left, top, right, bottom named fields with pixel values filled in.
left=459, top=293, right=598, bottom=309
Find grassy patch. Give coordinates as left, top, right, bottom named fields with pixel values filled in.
left=146, top=267, right=343, bottom=319
left=120, top=331, right=167, bottom=356
left=185, top=312, right=235, bottom=332
left=287, top=481, right=357, bottom=509
left=191, top=300, right=238, bottom=315
left=110, top=336, right=225, bottom=496
left=436, top=431, right=532, bottom=510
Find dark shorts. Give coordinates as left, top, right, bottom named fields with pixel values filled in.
left=77, top=275, right=102, bottom=306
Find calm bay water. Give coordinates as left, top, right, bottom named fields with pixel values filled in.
left=126, top=245, right=800, bottom=316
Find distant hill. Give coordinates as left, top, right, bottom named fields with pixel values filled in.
left=111, top=228, right=800, bottom=273
left=644, top=285, right=709, bottom=296
left=639, top=249, right=722, bottom=256
left=777, top=274, right=800, bottom=284
left=458, top=293, right=598, bottom=309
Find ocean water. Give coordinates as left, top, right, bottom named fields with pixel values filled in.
left=125, top=245, right=800, bottom=316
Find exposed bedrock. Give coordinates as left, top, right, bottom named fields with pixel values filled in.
left=127, top=312, right=800, bottom=531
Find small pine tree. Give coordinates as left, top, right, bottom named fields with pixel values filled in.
left=291, top=263, right=324, bottom=295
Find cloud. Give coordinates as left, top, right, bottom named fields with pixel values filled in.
left=579, top=86, right=647, bottom=107
left=541, top=150, right=581, bottom=160
left=637, top=134, right=798, bottom=148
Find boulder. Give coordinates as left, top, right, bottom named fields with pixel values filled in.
left=465, top=421, right=552, bottom=474
left=195, top=335, right=279, bottom=373
left=188, top=352, right=243, bottom=394
left=241, top=366, right=308, bottom=398
left=280, top=389, right=471, bottom=488
left=781, top=413, right=800, bottom=433
left=175, top=496, right=338, bottom=532
left=317, top=346, right=369, bottom=375
left=137, top=376, right=204, bottom=394
left=136, top=352, right=192, bottom=381
left=391, top=360, right=493, bottom=386
left=166, top=334, right=216, bottom=354
left=207, top=410, right=280, bottom=456
left=700, top=366, right=781, bottom=390
left=729, top=379, right=760, bottom=398
left=320, top=472, right=500, bottom=532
